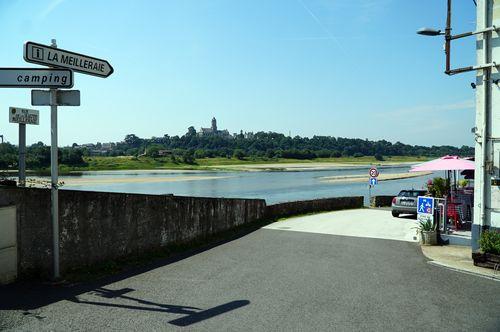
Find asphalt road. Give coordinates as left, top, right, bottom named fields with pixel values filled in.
left=1, top=220, right=499, bottom=331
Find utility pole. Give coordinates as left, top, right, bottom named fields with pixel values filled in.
left=472, top=0, right=499, bottom=251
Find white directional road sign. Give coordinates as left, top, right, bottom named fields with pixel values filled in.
left=0, top=68, right=73, bottom=88
left=9, top=107, right=39, bottom=125
left=24, top=41, right=113, bottom=78
left=32, top=89, right=80, bottom=106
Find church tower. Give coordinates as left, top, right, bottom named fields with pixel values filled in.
left=211, top=117, right=217, bottom=132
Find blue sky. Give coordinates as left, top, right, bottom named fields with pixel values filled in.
left=0, top=0, right=477, bottom=147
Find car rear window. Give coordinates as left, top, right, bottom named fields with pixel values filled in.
left=398, top=190, right=426, bottom=197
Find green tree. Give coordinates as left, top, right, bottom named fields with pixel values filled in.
left=194, top=149, right=206, bottom=159
left=146, top=144, right=164, bottom=158
left=60, top=148, right=86, bottom=166
left=26, top=142, right=51, bottom=169
left=0, top=142, right=17, bottom=169
left=186, top=126, right=197, bottom=137
left=233, top=149, right=246, bottom=160
left=124, top=134, right=143, bottom=148
left=182, top=149, right=195, bottom=164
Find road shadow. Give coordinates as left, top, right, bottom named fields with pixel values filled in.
left=66, top=287, right=249, bottom=327
left=0, top=218, right=268, bottom=312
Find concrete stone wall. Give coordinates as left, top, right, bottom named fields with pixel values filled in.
left=0, top=187, right=266, bottom=278
left=370, top=195, right=394, bottom=208
left=266, top=196, right=363, bottom=219
left=0, top=186, right=364, bottom=279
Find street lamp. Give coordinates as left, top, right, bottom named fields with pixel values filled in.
left=417, top=27, right=444, bottom=36
left=416, top=0, right=498, bottom=75
left=416, top=0, right=453, bottom=74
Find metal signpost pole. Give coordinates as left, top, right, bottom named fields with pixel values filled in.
left=18, top=38, right=112, bottom=279
left=368, top=184, right=372, bottom=206
left=50, top=39, right=60, bottom=280
left=9, top=107, right=39, bottom=185
left=18, top=123, right=26, bottom=186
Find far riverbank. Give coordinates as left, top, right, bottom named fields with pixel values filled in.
left=55, top=155, right=429, bottom=174
left=1, top=155, right=430, bottom=176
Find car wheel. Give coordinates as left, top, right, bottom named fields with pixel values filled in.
left=392, top=211, right=399, bottom=218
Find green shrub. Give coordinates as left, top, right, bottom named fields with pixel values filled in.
left=233, top=149, right=246, bottom=160
left=479, top=230, right=500, bottom=255
left=427, top=177, right=450, bottom=198
left=418, top=218, right=436, bottom=232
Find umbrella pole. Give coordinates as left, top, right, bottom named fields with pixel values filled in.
left=454, top=170, right=457, bottom=191
left=445, top=170, right=449, bottom=233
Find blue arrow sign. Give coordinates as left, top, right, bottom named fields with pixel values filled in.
left=369, top=177, right=377, bottom=186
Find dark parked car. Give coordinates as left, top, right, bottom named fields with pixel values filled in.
left=391, top=189, right=427, bottom=217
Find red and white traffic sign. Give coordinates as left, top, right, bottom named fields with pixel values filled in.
left=369, top=167, right=379, bottom=178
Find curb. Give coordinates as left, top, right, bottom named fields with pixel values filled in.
left=427, top=260, right=500, bottom=282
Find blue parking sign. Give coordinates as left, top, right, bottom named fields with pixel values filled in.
left=417, top=196, right=434, bottom=215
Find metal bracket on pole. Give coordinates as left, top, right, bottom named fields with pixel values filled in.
left=442, top=0, right=497, bottom=77
left=447, top=62, right=498, bottom=75
left=450, top=25, right=499, bottom=40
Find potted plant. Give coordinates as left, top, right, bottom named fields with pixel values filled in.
left=472, top=230, right=500, bottom=269
left=418, top=216, right=438, bottom=245
left=426, top=177, right=450, bottom=198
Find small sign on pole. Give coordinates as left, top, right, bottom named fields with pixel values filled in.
left=369, top=177, right=378, bottom=186
left=9, top=107, right=39, bottom=125
left=369, top=167, right=379, bottom=178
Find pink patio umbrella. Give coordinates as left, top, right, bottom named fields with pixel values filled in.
left=409, top=155, right=475, bottom=172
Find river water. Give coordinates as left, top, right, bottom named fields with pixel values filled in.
left=60, top=165, right=436, bottom=205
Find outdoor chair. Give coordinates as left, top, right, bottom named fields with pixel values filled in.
left=447, top=201, right=462, bottom=230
